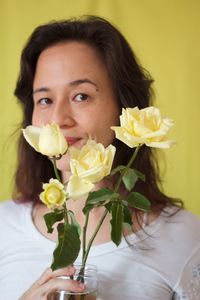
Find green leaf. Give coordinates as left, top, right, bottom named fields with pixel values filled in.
left=110, top=202, right=123, bottom=246
left=110, top=165, right=126, bottom=176
left=122, top=168, right=139, bottom=191
left=134, top=169, right=146, bottom=182
left=83, top=188, right=119, bottom=214
left=105, top=202, right=112, bottom=212
left=126, top=192, right=151, bottom=212
left=86, top=188, right=119, bottom=204
left=68, top=210, right=81, bottom=236
left=82, top=204, right=94, bottom=215
left=44, top=209, right=64, bottom=233
left=51, top=222, right=81, bottom=271
left=123, top=205, right=133, bottom=231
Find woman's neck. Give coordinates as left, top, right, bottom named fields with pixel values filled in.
left=32, top=175, right=160, bottom=245
left=32, top=178, right=113, bottom=244
left=32, top=201, right=112, bottom=245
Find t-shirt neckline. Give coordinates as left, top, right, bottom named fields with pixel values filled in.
left=23, top=202, right=175, bottom=256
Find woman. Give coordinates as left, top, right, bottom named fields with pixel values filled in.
left=0, top=16, right=200, bottom=300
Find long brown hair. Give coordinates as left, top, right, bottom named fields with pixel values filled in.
left=14, top=15, right=183, bottom=212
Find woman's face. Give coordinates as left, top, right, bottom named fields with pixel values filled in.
left=32, top=41, right=120, bottom=172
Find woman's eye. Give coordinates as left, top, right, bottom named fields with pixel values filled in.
left=74, top=93, right=89, bottom=102
left=38, top=98, right=52, bottom=105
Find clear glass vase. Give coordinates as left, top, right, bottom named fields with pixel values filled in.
left=47, top=264, right=98, bottom=300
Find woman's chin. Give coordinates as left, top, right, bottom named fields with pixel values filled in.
left=55, top=154, right=70, bottom=173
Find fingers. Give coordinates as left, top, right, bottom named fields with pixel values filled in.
left=19, top=266, right=85, bottom=300
left=41, top=277, right=85, bottom=297
left=36, top=265, right=75, bottom=285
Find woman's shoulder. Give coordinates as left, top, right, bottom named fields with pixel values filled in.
left=0, top=199, right=31, bottom=210
left=0, top=200, right=32, bottom=224
left=0, top=199, right=18, bottom=209
left=166, top=206, right=200, bottom=229
left=160, top=206, right=200, bottom=247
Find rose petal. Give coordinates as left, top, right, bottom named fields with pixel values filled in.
left=66, top=175, right=94, bottom=200
left=111, top=106, right=174, bottom=149
left=22, top=125, right=41, bottom=152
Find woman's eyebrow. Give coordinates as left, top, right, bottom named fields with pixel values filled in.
left=33, top=78, right=98, bottom=95
left=68, top=78, right=98, bottom=89
left=33, top=87, right=50, bottom=94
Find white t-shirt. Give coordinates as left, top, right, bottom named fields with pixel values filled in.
left=0, top=200, right=200, bottom=300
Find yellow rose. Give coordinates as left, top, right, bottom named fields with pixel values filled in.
left=40, top=179, right=67, bottom=208
left=111, top=106, right=174, bottom=148
left=66, top=140, right=116, bottom=199
left=22, top=123, right=68, bottom=157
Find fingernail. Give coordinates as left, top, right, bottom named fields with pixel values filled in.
left=78, top=283, right=85, bottom=289
left=69, top=266, right=74, bottom=273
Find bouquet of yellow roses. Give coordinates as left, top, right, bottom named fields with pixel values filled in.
left=22, top=106, right=174, bottom=272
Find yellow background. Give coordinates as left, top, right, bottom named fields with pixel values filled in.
left=0, top=0, right=199, bottom=215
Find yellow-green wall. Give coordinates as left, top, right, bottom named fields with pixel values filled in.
left=0, top=0, right=199, bottom=215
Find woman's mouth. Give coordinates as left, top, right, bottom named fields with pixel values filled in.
left=65, top=137, right=81, bottom=146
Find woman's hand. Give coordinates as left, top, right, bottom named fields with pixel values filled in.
left=19, top=266, right=85, bottom=300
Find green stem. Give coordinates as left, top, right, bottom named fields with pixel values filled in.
left=114, top=145, right=141, bottom=192
left=52, top=158, right=69, bottom=223
left=69, top=146, right=141, bottom=299
left=82, top=209, right=108, bottom=267
left=81, top=147, right=141, bottom=268
left=52, top=158, right=61, bottom=182
left=63, top=202, right=69, bottom=224
left=82, top=212, right=89, bottom=263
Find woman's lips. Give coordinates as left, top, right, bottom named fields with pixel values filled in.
left=65, top=137, right=81, bottom=146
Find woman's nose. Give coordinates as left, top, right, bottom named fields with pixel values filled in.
left=51, top=101, right=75, bottom=128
